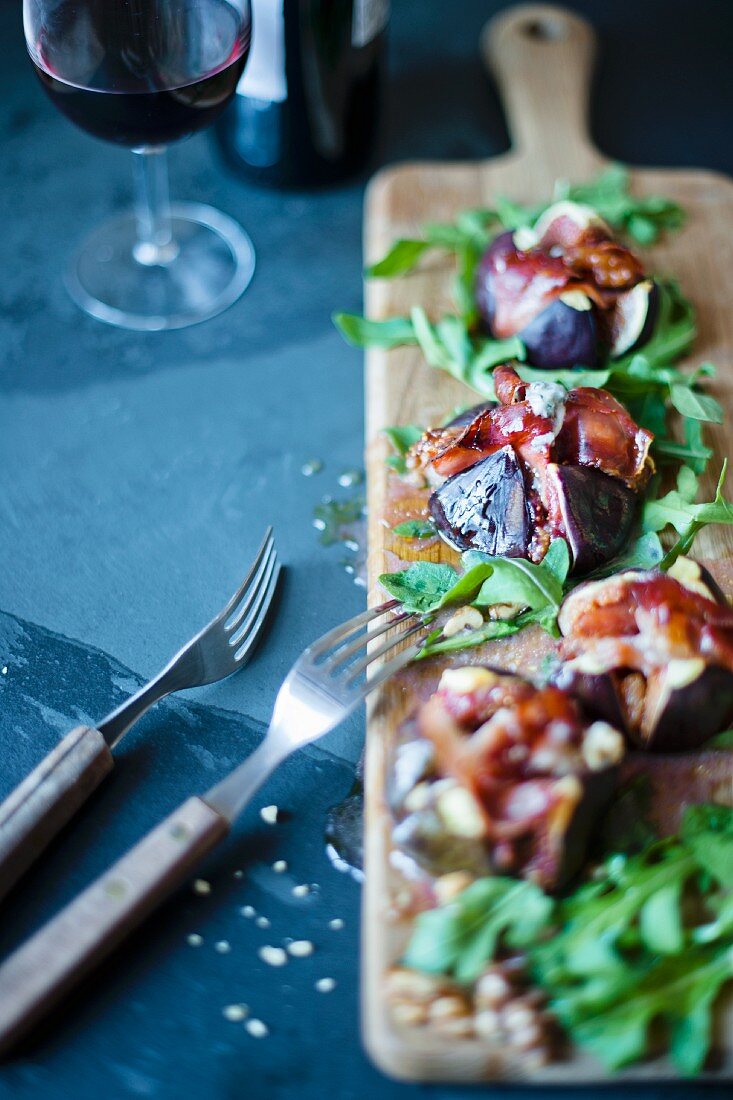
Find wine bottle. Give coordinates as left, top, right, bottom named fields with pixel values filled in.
left=215, top=0, right=388, bottom=188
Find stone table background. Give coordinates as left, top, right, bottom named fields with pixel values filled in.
left=0, top=0, right=732, bottom=1096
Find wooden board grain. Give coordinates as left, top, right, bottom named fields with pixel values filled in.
left=361, top=3, right=733, bottom=1084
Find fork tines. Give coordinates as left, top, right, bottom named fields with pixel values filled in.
left=306, top=599, right=426, bottom=695
left=224, top=528, right=281, bottom=661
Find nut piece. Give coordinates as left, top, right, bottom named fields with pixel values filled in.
left=488, top=602, right=525, bottom=621
left=392, top=1002, right=428, bottom=1028
left=442, top=606, right=484, bottom=638
left=582, top=721, right=625, bottom=771
left=384, top=967, right=445, bottom=1005
left=474, top=1008, right=503, bottom=1039
left=428, top=994, right=474, bottom=1038
left=475, top=969, right=513, bottom=1010
left=439, top=667, right=498, bottom=694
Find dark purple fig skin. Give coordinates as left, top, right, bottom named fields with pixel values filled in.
left=637, top=664, right=733, bottom=752
left=550, top=464, right=637, bottom=575
left=518, top=297, right=599, bottom=370
left=429, top=446, right=531, bottom=556
left=443, top=401, right=496, bottom=430
left=475, top=230, right=514, bottom=330
left=552, top=664, right=629, bottom=733
left=546, top=767, right=619, bottom=891
left=609, top=279, right=659, bottom=358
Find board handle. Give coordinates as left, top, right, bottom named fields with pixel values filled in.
left=481, top=4, right=599, bottom=175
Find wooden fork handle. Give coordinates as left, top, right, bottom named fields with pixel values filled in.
left=0, top=726, right=114, bottom=902
left=0, top=795, right=229, bottom=1056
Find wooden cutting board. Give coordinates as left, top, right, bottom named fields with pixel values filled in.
left=361, top=3, right=733, bottom=1084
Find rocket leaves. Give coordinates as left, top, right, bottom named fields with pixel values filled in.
left=378, top=539, right=570, bottom=653
left=403, top=804, right=733, bottom=1075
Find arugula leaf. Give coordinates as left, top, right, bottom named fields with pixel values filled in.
left=670, top=383, right=723, bottom=424
left=332, top=312, right=417, bottom=349
left=383, top=423, right=423, bottom=474
left=569, top=947, right=733, bottom=1075
left=494, top=195, right=546, bottom=230
left=474, top=540, right=568, bottom=609
left=403, top=877, right=553, bottom=984
left=545, top=844, right=696, bottom=975
left=708, top=729, right=733, bottom=750
left=366, top=239, right=432, bottom=278
left=365, top=216, right=498, bottom=280
left=580, top=531, right=663, bottom=582
left=558, top=165, right=686, bottom=245
left=409, top=308, right=524, bottom=395
left=645, top=462, right=733, bottom=568
left=392, top=519, right=436, bottom=540
left=380, top=541, right=570, bottom=657
left=378, top=562, right=457, bottom=614
left=639, top=880, right=684, bottom=955
left=682, top=804, right=733, bottom=889
left=654, top=417, right=714, bottom=475
left=415, top=612, right=534, bottom=660
left=517, top=363, right=611, bottom=390
left=693, top=893, right=733, bottom=945
left=383, top=424, right=422, bottom=455
left=400, top=802, right=733, bottom=1074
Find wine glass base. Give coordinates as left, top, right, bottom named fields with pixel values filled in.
left=65, top=202, right=255, bottom=331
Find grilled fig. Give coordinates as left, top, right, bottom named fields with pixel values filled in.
left=419, top=368, right=651, bottom=572
left=557, top=565, right=733, bottom=751
left=548, top=464, right=638, bottom=574
left=476, top=233, right=598, bottom=370
left=609, top=279, right=659, bottom=358
left=429, top=446, right=532, bottom=556
left=475, top=208, right=649, bottom=370
left=388, top=667, right=624, bottom=891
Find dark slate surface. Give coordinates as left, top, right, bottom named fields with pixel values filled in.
left=0, top=0, right=732, bottom=1096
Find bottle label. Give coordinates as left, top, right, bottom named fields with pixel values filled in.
left=237, top=0, right=286, bottom=102
left=352, top=0, right=389, bottom=48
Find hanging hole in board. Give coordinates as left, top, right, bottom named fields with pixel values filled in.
left=522, top=19, right=566, bottom=41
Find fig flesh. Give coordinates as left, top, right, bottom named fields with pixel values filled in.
left=609, top=279, right=659, bottom=358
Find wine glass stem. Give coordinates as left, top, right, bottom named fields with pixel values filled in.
left=132, top=147, right=179, bottom=266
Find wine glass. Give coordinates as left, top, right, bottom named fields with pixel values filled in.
left=24, top=0, right=254, bottom=331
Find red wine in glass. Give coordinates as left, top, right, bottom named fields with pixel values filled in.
left=24, top=0, right=254, bottom=330
left=30, top=0, right=250, bottom=146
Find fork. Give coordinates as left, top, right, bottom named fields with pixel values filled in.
left=0, top=598, right=425, bottom=1055
left=0, top=528, right=280, bottom=903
